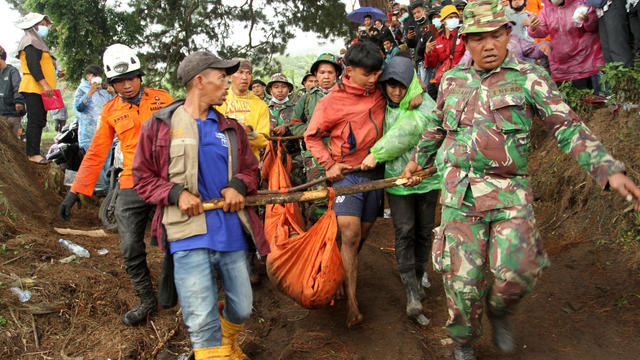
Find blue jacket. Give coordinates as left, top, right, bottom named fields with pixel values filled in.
left=73, top=79, right=114, bottom=150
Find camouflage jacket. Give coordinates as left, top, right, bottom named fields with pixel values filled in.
left=411, top=53, right=625, bottom=212
left=268, top=98, right=296, bottom=131
left=289, top=86, right=329, bottom=136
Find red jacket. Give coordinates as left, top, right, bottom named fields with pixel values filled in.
left=304, top=76, right=386, bottom=170
left=132, top=100, right=269, bottom=256
left=425, top=29, right=466, bottom=83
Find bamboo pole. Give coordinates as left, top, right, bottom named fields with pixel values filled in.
left=203, top=167, right=436, bottom=210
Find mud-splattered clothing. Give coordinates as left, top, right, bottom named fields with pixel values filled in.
left=412, top=53, right=624, bottom=344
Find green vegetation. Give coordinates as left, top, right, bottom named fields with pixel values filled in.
left=8, top=0, right=355, bottom=92
left=558, top=82, right=593, bottom=118
left=600, top=62, right=640, bottom=105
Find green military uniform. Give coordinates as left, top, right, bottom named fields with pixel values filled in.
left=290, top=54, right=342, bottom=223
left=411, top=0, right=626, bottom=346
left=267, top=73, right=305, bottom=187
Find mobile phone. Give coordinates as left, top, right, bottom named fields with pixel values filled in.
left=408, top=26, right=415, bottom=32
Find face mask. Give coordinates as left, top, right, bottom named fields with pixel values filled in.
left=37, top=25, right=49, bottom=39
left=400, top=13, right=409, bottom=22
left=511, top=2, right=526, bottom=12
left=271, top=96, right=289, bottom=105
left=432, top=18, right=442, bottom=29
left=445, top=18, right=460, bottom=30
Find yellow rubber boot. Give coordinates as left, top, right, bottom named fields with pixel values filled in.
left=193, top=345, right=232, bottom=360
left=218, top=301, right=250, bottom=360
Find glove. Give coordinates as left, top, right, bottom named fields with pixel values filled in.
left=58, top=191, right=79, bottom=221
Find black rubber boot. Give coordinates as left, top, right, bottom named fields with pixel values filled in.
left=415, top=265, right=428, bottom=300
left=122, top=285, right=157, bottom=326
left=399, top=272, right=430, bottom=326
left=487, top=308, right=516, bottom=354
left=453, top=344, right=477, bottom=360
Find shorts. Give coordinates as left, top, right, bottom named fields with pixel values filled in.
left=331, top=174, right=383, bottom=223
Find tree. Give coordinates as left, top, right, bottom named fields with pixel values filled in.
left=9, top=0, right=142, bottom=86
left=358, top=0, right=389, bottom=11
left=9, top=0, right=356, bottom=92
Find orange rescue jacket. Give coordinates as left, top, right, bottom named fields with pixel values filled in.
left=71, top=87, right=173, bottom=195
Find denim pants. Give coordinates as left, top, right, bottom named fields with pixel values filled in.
left=416, top=61, right=427, bottom=85
left=173, top=249, right=252, bottom=349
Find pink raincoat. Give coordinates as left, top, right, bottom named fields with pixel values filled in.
left=528, top=0, right=604, bottom=82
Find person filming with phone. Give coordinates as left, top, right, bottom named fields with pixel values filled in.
left=73, top=64, right=116, bottom=194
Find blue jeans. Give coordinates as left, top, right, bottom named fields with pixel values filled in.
left=173, top=249, right=252, bottom=349
left=416, top=61, right=427, bottom=84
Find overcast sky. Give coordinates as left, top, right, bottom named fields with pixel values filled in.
left=0, top=0, right=410, bottom=61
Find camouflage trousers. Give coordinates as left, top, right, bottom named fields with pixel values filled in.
left=432, top=200, right=550, bottom=345
left=301, top=149, right=327, bottom=225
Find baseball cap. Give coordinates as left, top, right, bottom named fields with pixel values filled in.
left=177, top=51, right=240, bottom=86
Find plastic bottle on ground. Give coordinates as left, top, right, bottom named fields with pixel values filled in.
left=59, top=238, right=90, bottom=258
left=9, top=287, right=31, bottom=302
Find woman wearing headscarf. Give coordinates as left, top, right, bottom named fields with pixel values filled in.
left=16, top=12, right=57, bottom=164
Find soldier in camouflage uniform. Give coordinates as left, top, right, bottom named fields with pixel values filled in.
left=266, top=73, right=305, bottom=187
left=402, top=1, right=640, bottom=359
left=290, top=54, right=342, bottom=223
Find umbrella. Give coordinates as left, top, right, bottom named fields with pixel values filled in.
left=347, top=7, right=388, bottom=24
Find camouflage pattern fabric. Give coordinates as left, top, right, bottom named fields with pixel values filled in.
left=432, top=192, right=549, bottom=344
left=268, top=99, right=306, bottom=187
left=410, top=52, right=625, bottom=344
left=460, top=0, right=511, bottom=35
left=411, top=52, right=625, bottom=212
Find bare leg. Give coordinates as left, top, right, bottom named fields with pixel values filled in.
left=338, top=215, right=364, bottom=328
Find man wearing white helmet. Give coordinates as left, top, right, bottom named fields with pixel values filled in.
left=58, top=43, right=174, bottom=326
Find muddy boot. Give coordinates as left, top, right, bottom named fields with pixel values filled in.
left=487, top=309, right=515, bottom=354
left=218, top=302, right=249, bottom=360
left=193, top=345, right=232, bottom=360
left=453, top=344, right=477, bottom=360
left=399, top=272, right=430, bottom=326
left=122, top=284, right=157, bottom=326
left=415, top=267, right=428, bottom=300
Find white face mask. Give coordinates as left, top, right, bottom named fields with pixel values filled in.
left=445, top=18, right=460, bottom=31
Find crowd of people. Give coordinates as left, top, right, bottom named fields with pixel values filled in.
left=1, top=1, right=640, bottom=359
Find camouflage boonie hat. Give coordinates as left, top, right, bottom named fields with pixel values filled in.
left=460, top=0, right=512, bottom=34
left=310, top=53, right=342, bottom=77
left=266, top=73, right=293, bottom=95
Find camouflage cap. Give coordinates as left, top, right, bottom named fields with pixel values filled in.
left=310, top=53, right=342, bottom=77
left=460, top=0, right=512, bottom=34
left=266, top=72, right=293, bottom=95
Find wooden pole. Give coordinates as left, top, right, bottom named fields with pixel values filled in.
left=257, top=165, right=362, bottom=195
left=203, top=167, right=436, bottom=210
left=265, top=134, right=304, bottom=141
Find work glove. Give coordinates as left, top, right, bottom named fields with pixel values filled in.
left=58, top=191, right=79, bottom=221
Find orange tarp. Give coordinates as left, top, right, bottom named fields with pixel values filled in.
left=262, top=141, right=344, bottom=309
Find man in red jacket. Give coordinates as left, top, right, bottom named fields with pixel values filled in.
left=132, top=51, right=268, bottom=359
left=424, top=5, right=466, bottom=95
left=304, top=41, right=386, bottom=328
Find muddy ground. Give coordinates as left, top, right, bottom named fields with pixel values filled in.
left=1, top=108, right=639, bottom=360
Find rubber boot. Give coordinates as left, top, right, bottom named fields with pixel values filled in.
left=487, top=308, right=515, bottom=354
left=218, top=302, right=249, bottom=360
left=122, top=285, right=157, bottom=326
left=453, top=344, right=477, bottom=360
left=193, top=345, right=232, bottom=360
left=399, top=272, right=430, bottom=326
left=415, top=266, right=428, bottom=300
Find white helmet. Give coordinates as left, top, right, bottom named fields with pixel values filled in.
left=103, top=43, right=143, bottom=82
